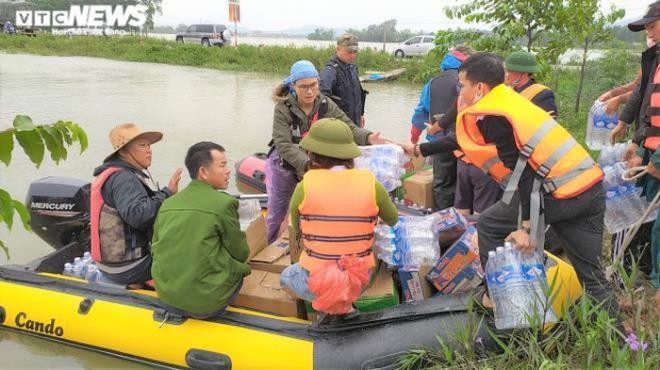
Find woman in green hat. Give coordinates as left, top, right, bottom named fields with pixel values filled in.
left=280, top=118, right=398, bottom=317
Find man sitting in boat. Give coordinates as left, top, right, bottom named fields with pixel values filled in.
left=150, top=142, right=250, bottom=319
left=280, top=118, right=398, bottom=316
left=90, top=123, right=182, bottom=287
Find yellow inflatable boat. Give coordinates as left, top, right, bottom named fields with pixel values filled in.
left=0, top=177, right=583, bottom=369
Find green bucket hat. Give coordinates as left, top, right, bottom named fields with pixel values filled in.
left=300, top=118, right=361, bottom=159
left=504, top=51, right=540, bottom=74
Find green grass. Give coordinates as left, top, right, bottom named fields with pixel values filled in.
left=397, top=260, right=659, bottom=370
left=0, top=34, right=422, bottom=80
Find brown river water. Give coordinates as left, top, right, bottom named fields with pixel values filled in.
left=0, top=52, right=420, bottom=368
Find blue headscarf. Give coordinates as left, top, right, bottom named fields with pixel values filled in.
left=440, top=53, right=463, bottom=71
left=283, top=60, right=319, bottom=86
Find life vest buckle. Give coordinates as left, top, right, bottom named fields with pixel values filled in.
left=520, top=143, right=534, bottom=158
left=536, top=164, right=550, bottom=178
left=542, top=180, right=558, bottom=193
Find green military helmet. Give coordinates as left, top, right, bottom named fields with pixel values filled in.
left=504, top=51, right=540, bottom=74
left=299, top=118, right=362, bottom=159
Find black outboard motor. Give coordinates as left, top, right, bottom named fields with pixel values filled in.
left=26, top=177, right=90, bottom=249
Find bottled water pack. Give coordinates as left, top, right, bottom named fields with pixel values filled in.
left=601, top=162, right=657, bottom=233
left=586, top=100, right=619, bottom=151
left=238, top=198, right=262, bottom=230
left=486, top=244, right=557, bottom=330
left=374, top=215, right=439, bottom=270
left=355, top=144, right=407, bottom=191
left=62, top=251, right=103, bottom=282
left=597, top=143, right=627, bottom=167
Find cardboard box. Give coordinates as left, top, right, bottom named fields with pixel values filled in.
left=233, top=270, right=300, bottom=317
left=426, top=226, right=483, bottom=295
left=353, top=264, right=399, bottom=312
left=432, top=207, right=468, bottom=249
left=245, top=215, right=268, bottom=259
left=249, top=238, right=291, bottom=273
left=404, top=156, right=431, bottom=175
left=398, top=265, right=436, bottom=302
left=288, top=222, right=303, bottom=263
left=305, top=263, right=399, bottom=318
left=402, top=169, right=434, bottom=209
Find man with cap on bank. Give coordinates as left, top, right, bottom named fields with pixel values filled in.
left=280, top=118, right=398, bottom=316
left=504, top=51, right=557, bottom=117
left=320, top=33, right=368, bottom=127
left=90, top=123, right=182, bottom=287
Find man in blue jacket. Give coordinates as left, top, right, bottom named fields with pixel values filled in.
left=410, top=46, right=473, bottom=210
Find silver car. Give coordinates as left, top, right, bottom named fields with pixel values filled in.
left=175, top=24, right=232, bottom=47
left=393, top=35, right=436, bottom=58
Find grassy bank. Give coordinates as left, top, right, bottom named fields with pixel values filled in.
left=0, top=34, right=429, bottom=80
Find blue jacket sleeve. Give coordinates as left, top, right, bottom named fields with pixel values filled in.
left=319, top=65, right=337, bottom=98
left=411, top=81, right=431, bottom=130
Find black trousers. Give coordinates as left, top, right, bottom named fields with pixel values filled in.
left=431, top=151, right=457, bottom=211
left=477, top=182, right=619, bottom=319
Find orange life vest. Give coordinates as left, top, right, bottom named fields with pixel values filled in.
left=456, top=84, right=603, bottom=200
left=298, top=168, right=379, bottom=272
left=90, top=167, right=122, bottom=262
left=644, top=65, right=660, bottom=151
left=519, top=83, right=550, bottom=102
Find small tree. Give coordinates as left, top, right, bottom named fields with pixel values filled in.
left=139, top=0, right=162, bottom=36
left=444, top=0, right=569, bottom=64
left=0, top=115, right=87, bottom=258
left=563, top=0, right=624, bottom=112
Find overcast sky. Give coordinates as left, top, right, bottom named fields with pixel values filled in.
left=156, top=0, right=647, bottom=32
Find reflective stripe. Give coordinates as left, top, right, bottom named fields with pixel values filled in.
left=537, top=137, right=578, bottom=177
left=529, top=177, right=545, bottom=254
left=502, top=118, right=557, bottom=204
left=299, top=214, right=377, bottom=223
left=481, top=156, right=502, bottom=174
left=502, top=155, right=528, bottom=204
left=521, top=119, right=557, bottom=157
left=542, top=157, right=595, bottom=193
left=519, top=83, right=549, bottom=101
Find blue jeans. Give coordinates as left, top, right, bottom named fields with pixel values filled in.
left=280, top=263, right=316, bottom=302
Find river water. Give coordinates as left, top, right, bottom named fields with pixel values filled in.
left=0, top=52, right=418, bottom=368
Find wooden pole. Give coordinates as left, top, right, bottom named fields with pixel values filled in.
left=234, top=21, right=238, bottom=47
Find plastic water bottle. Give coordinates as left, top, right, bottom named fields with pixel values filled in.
left=491, top=244, right=533, bottom=329
left=62, top=262, right=74, bottom=276
left=72, top=261, right=84, bottom=278
left=84, top=264, right=99, bottom=282
left=356, top=144, right=407, bottom=192
left=586, top=101, right=619, bottom=150
left=519, top=251, right=558, bottom=324
left=485, top=250, right=500, bottom=317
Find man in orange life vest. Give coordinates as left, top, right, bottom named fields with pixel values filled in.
left=405, top=52, right=618, bottom=318
left=90, top=123, right=182, bottom=286
left=279, top=118, right=398, bottom=316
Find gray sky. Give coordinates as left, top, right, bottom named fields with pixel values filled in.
left=157, top=0, right=647, bottom=32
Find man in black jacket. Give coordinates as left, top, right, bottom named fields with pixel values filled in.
left=92, top=123, right=181, bottom=286
left=320, top=33, right=367, bottom=127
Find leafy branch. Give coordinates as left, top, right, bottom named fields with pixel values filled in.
left=0, top=115, right=87, bottom=258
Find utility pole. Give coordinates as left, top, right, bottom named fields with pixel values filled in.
left=228, top=0, right=240, bottom=47
left=382, top=22, right=387, bottom=52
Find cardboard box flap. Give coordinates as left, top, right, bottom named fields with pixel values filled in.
left=251, top=240, right=289, bottom=263
left=245, top=216, right=268, bottom=259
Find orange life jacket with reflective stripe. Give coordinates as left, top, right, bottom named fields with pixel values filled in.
left=90, top=167, right=122, bottom=262
left=298, top=168, right=379, bottom=272
left=519, top=83, right=550, bottom=102
left=456, top=84, right=603, bottom=200
left=644, top=65, right=660, bottom=151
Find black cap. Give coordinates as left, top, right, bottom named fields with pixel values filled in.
left=629, top=2, right=660, bottom=32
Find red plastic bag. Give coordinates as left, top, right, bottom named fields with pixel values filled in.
left=308, top=255, right=371, bottom=315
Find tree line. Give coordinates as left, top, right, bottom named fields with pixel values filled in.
left=308, top=19, right=425, bottom=43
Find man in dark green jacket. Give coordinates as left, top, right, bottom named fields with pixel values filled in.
left=151, top=142, right=250, bottom=318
